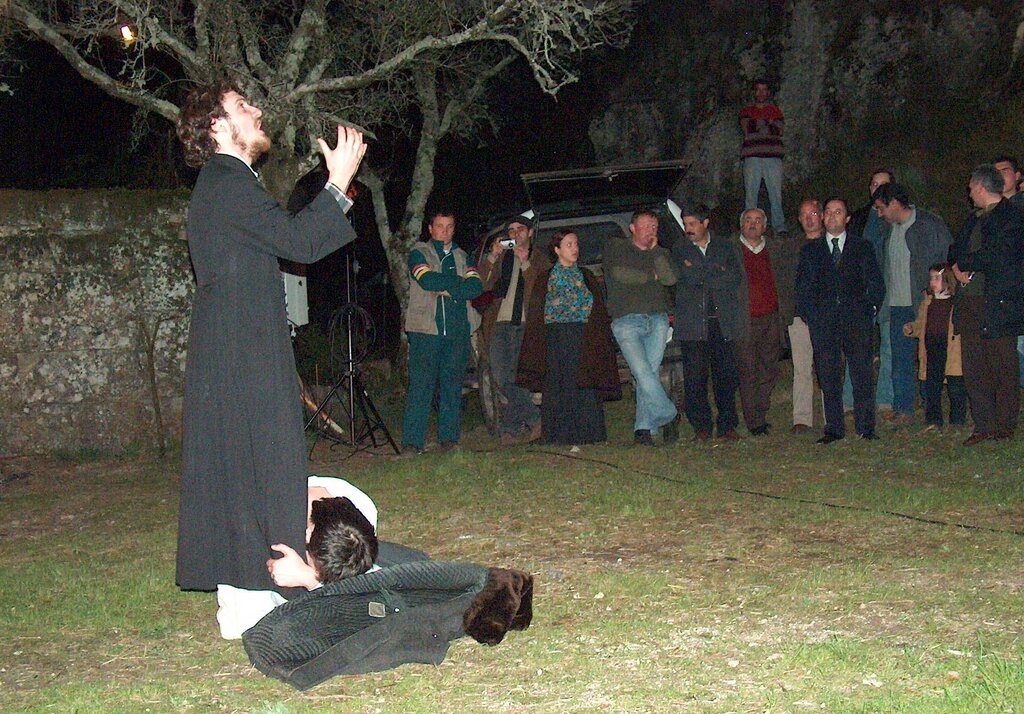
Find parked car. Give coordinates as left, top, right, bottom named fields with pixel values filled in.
left=469, top=161, right=688, bottom=435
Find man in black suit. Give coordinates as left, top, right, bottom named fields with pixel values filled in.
left=795, top=198, right=885, bottom=443
left=174, top=81, right=367, bottom=599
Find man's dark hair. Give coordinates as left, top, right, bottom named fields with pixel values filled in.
left=177, top=81, right=235, bottom=169
left=307, top=497, right=378, bottom=583
left=823, top=196, right=850, bottom=215
left=631, top=208, right=659, bottom=224
left=991, top=155, right=1020, bottom=174
left=870, top=168, right=895, bottom=183
left=871, top=182, right=911, bottom=208
left=682, top=203, right=711, bottom=222
left=752, top=78, right=771, bottom=91
left=427, top=208, right=456, bottom=224
left=971, top=164, right=1004, bottom=196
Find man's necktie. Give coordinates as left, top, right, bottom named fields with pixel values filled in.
left=830, top=237, right=841, bottom=266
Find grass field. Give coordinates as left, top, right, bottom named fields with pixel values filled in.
left=2, top=385, right=1023, bottom=712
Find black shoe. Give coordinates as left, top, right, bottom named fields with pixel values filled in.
left=634, top=429, right=655, bottom=446
left=400, top=444, right=424, bottom=457
left=749, top=424, right=770, bottom=436
left=662, top=415, right=681, bottom=444
left=435, top=441, right=459, bottom=453
left=859, top=432, right=879, bottom=440
left=816, top=432, right=843, bottom=444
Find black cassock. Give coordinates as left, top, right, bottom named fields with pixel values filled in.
left=176, top=154, right=355, bottom=593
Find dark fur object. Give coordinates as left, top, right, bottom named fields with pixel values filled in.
left=462, top=567, right=534, bottom=645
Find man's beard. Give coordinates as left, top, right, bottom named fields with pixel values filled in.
left=230, top=120, right=272, bottom=162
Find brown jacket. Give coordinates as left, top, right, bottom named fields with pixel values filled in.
left=516, top=266, right=621, bottom=401
left=478, top=246, right=551, bottom=348
left=908, top=292, right=962, bottom=379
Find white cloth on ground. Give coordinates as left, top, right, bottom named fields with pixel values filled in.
left=217, top=476, right=378, bottom=640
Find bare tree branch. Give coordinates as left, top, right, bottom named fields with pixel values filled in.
left=1, top=0, right=638, bottom=321
left=440, top=53, right=515, bottom=135
left=280, top=0, right=328, bottom=87
left=116, top=0, right=205, bottom=77
left=284, top=2, right=520, bottom=100
left=193, top=0, right=212, bottom=60
left=6, top=1, right=180, bottom=121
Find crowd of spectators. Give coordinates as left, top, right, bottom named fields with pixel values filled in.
left=398, top=79, right=1024, bottom=451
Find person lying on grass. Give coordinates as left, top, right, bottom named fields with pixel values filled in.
left=266, top=492, right=378, bottom=589
left=217, top=476, right=377, bottom=639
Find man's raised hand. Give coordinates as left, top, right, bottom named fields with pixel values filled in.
left=318, top=125, right=368, bottom=193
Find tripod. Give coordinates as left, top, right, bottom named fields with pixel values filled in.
left=303, top=254, right=399, bottom=456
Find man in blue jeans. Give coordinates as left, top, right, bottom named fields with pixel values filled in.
left=603, top=210, right=679, bottom=445
left=739, top=80, right=786, bottom=234
left=873, top=183, right=952, bottom=425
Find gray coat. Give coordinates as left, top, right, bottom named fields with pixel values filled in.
left=672, top=234, right=745, bottom=341
left=177, top=154, right=354, bottom=594
left=879, top=206, right=952, bottom=318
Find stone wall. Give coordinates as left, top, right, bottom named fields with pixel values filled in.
left=0, top=190, right=192, bottom=455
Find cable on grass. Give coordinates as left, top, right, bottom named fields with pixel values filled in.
left=527, top=448, right=1024, bottom=538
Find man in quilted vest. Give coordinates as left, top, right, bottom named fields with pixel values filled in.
left=400, top=209, right=483, bottom=453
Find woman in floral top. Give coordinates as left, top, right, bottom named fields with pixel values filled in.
left=516, top=231, right=621, bottom=444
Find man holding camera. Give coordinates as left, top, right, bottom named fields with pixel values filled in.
left=480, top=216, right=551, bottom=445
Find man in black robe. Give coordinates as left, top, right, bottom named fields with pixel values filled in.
left=174, top=82, right=367, bottom=596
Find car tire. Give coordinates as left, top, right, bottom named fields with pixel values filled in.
left=477, top=351, right=502, bottom=437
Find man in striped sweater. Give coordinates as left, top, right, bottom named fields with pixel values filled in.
left=739, top=79, right=786, bottom=234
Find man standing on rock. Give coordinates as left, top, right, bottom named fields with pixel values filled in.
left=739, top=79, right=786, bottom=234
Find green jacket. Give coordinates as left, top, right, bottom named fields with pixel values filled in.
left=405, top=240, right=482, bottom=337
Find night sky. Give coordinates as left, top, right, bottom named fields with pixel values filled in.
left=0, top=36, right=608, bottom=218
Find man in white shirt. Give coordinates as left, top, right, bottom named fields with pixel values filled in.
left=795, top=198, right=885, bottom=443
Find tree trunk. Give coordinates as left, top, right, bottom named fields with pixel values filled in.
left=259, top=149, right=303, bottom=204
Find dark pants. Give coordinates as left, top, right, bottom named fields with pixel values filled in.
left=811, top=317, right=875, bottom=437
left=401, top=331, right=470, bottom=449
left=541, top=322, right=606, bottom=444
left=735, top=312, right=782, bottom=431
left=490, top=322, right=539, bottom=436
left=959, top=296, right=1020, bottom=435
left=923, top=337, right=966, bottom=426
left=681, top=319, right=739, bottom=435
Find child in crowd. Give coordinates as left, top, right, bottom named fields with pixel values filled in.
left=903, top=263, right=967, bottom=430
